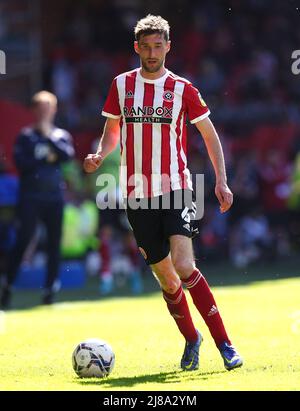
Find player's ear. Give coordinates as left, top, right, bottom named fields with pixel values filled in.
left=166, top=41, right=171, bottom=53
left=134, top=41, right=139, bottom=54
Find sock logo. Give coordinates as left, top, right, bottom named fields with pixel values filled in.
left=208, top=305, right=218, bottom=317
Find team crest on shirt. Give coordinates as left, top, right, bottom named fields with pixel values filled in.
left=126, top=91, right=134, bottom=98
left=163, top=90, right=174, bottom=102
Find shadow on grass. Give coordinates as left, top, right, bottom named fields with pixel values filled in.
left=75, top=369, right=227, bottom=388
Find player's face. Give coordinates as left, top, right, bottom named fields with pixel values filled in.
left=32, top=101, right=57, bottom=123
left=134, top=33, right=170, bottom=73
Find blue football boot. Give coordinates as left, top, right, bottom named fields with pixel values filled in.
left=180, top=330, right=203, bottom=371
left=219, top=342, right=243, bottom=370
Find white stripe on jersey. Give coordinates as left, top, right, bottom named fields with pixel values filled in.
left=179, top=111, right=186, bottom=164
left=132, top=81, right=145, bottom=197
left=116, top=75, right=127, bottom=198
left=170, top=80, right=185, bottom=191
left=151, top=82, right=164, bottom=196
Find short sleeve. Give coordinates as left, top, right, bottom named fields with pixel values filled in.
left=183, top=83, right=210, bottom=124
left=102, top=79, right=121, bottom=119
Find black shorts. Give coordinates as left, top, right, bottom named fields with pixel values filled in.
left=125, top=189, right=198, bottom=265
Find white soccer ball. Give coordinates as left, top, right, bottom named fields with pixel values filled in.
left=72, top=338, right=115, bottom=378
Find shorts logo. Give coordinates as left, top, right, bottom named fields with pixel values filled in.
left=163, top=90, right=174, bottom=102
left=183, top=223, right=190, bottom=231
left=181, top=206, right=191, bottom=223
left=139, top=247, right=148, bottom=260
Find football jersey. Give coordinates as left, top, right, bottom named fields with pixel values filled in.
left=102, top=68, right=210, bottom=198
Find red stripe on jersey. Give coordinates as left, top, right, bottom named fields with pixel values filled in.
left=125, top=71, right=137, bottom=197
left=161, top=76, right=176, bottom=193
left=142, top=83, right=155, bottom=197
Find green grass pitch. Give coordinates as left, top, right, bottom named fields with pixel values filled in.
left=0, top=273, right=299, bottom=391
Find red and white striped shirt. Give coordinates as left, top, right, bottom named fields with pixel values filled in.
left=102, top=68, right=210, bottom=198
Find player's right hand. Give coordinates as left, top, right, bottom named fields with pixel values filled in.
left=83, top=153, right=103, bottom=173
left=215, top=182, right=233, bottom=213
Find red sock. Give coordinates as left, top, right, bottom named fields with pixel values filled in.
left=163, top=286, right=198, bottom=343
left=182, top=269, right=231, bottom=348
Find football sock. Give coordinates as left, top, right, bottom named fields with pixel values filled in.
left=163, top=285, right=198, bottom=343
left=182, top=269, right=231, bottom=347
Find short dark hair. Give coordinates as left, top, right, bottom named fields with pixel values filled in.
left=134, top=14, right=170, bottom=42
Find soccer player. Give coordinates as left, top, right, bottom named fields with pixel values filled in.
left=83, top=15, right=243, bottom=371
left=0, top=91, right=74, bottom=308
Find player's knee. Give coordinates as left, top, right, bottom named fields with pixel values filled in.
left=162, top=279, right=181, bottom=294
left=173, top=259, right=195, bottom=279
left=154, top=273, right=181, bottom=294
left=152, top=270, right=181, bottom=294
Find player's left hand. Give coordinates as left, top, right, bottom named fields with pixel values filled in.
left=215, top=182, right=233, bottom=213
left=83, top=153, right=103, bottom=173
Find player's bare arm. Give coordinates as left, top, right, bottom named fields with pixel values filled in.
left=195, top=117, right=233, bottom=213
left=83, top=117, right=120, bottom=173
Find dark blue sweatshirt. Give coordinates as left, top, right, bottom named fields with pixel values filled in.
left=14, top=126, right=75, bottom=201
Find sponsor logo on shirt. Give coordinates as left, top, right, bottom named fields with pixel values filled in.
left=123, top=106, right=173, bottom=124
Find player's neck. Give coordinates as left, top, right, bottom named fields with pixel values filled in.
left=139, top=66, right=167, bottom=80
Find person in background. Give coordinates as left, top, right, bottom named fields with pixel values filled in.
left=99, top=225, right=143, bottom=296
left=0, top=91, right=74, bottom=308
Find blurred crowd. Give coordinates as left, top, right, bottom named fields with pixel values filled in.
left=1, top=0, right=300, bottom=296
left=44, top=0, right=300, bottom=130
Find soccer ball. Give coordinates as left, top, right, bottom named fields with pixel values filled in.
left=72, top=338, right=115, bottom=378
